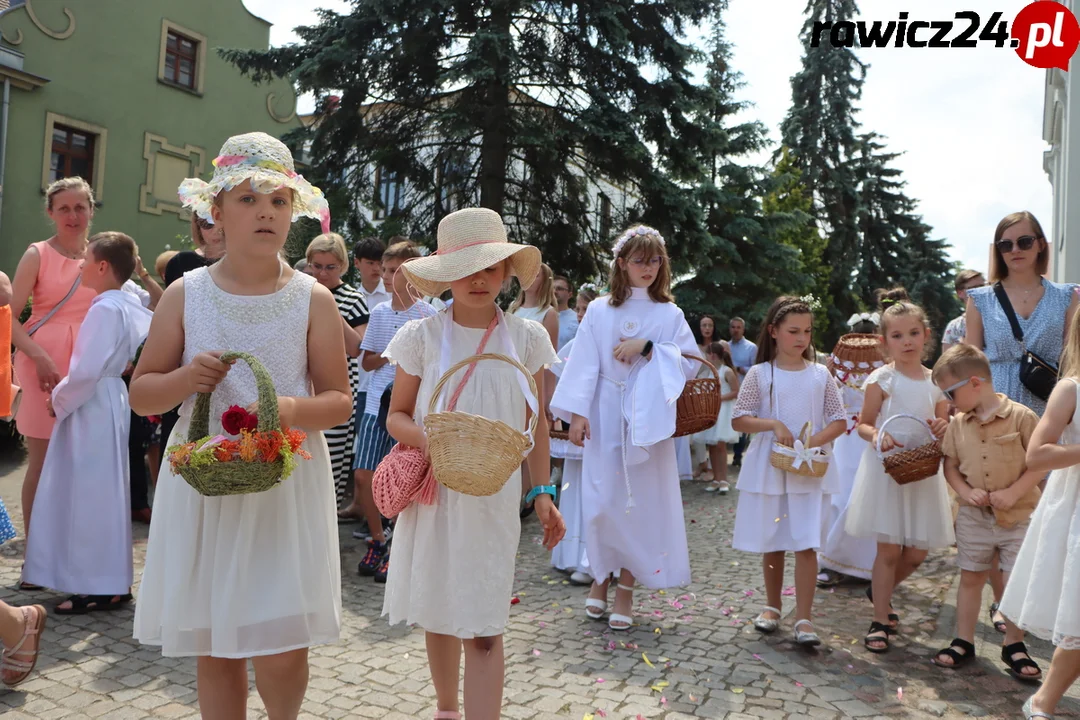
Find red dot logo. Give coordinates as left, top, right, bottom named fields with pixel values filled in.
left=1012, top=1, right=1080, bottom=70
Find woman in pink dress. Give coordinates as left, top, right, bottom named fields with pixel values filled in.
left=9, top=177, right=96, bottom=569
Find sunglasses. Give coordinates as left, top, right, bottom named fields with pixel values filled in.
left=942, top=377, right=973, bottom=402
left=995, top=235, right=1040, bottom=254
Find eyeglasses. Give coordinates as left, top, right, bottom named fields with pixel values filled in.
left=309, top=262, right=340, bottom=274
left=995, top=235, right=1040, bottom=254
left=942, top=377, right=972, bottom=402
left=629, top=256, right=664, bottom=267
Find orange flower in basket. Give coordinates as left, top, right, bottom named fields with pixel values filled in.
left=257, top=432, right=285, bottom=463
left=238, top=431, right=259, bottom=462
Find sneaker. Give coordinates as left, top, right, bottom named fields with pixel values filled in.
left=569, top=571, right=593, bottom=586
left=358, top=541, right=388, bottom=576
left=374, top=554, right=389, bottom=584
left=353, top=520, right=394, bottom=543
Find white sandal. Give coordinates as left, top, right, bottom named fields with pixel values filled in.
left=608, top=583, right=634, bottom=631
left=1023, top=697, right=1054, bottom=719
left=585, top=597, right=607, bottom=620
left=753, top=606, right=781, bottom=633
left=793, top=619, right=821, bottom=647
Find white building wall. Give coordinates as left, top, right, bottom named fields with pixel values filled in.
left=1045, top=1, right=1080, bottom=284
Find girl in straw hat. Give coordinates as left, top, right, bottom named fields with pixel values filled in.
left=382, top=207, right=565, bottom=720
left=551, top=225, right=699, bottom=631
left=129, top=132, right=351, bottom=718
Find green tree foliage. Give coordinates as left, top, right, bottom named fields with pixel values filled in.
left=221, top=0, right=722, bottom=284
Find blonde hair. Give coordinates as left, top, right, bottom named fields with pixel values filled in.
left=306, top=232, right=348, bottom=265
left=990, top=211, right=1049, bottom=282
left=45, top=176, right=95, bottom=211
left=608, top=225, right=673, bottom=308
left=1060, top=307, right=1080, bottom=383
left=879, top=299, right=934, bottom=361
left=155, top=250, right=178, bottom=281
left=511, top=262, right=556, bottom=313
left=932, top=343, right=992, bottom=385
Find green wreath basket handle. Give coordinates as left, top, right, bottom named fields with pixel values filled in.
left=186, top=351, right=280, bottom=441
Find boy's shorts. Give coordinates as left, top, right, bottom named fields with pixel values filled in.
left=955, top=505, right=1029, bottom=573
left=353, top=412, right=394, bottom=472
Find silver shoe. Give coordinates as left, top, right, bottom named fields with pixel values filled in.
left=1023, top=697, right=1054, bottom=719
left=794, top=619, right=821, bottom=647
left=753, top=606, right=781, bottom=633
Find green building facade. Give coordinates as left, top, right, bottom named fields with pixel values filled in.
left=0, top=0, right=299, bottom=274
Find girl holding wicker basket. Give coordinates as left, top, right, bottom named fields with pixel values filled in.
left=845, top=291, right=954, bottom=654
left=731, top=295, right=848, bottom=647
left=551, top=225, right=699, bottom=632
left=129, top=133, right=352, bottom=719
left=379, top=208, right=565, bottom=720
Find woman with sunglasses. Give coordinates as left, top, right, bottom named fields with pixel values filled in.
left=163, top=215, right=226, bottom=287
left=966, top=211, right=1078, bottom=418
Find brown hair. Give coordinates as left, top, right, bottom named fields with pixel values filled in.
left=879, top=299, right=935, bottom=360
left=990, top=211, right=1049, bottom=282
left=953, top=269, right=985, bottom=293
left=705, top=341, right=736, bottom=374
left=931, top=343, right=992, bottom=385
left=553, top=274, right=572, bottom=291
left=755, top=296, right=816, bottom=364
left=512, top=262, right=557, bottom=313
left=189, top=214, right=215, bottom=249
left=608, top=225, right=673, bottom=308
left=89, top=232, right=137, bottom=284
left=383, top=240, right=422, bottom=262
left=306, top=232, right=348, bottom=265
left=577, top=285, right=599, bottom=305
left=875, top=286, right=910, bottom=312
left=155, top=250, right=178, bottom=281
left=45, top=176, right=95, bottom=211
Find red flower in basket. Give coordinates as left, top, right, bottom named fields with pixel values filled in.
left=221, top=405, right=258, bottom=435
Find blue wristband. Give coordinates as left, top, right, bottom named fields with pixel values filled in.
left=525, top=484, right=557, bottom=504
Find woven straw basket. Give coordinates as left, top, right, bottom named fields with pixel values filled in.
left=425, top=353, right=538, bottom=497
left=877, top=413, right=942, bottom=485
left=769, top=422, right=829, bottom=478
left=178, top=351, right=287, bottom=497
left=673, top=354, right=722, bottom=438
left=827, top=333, right=884, bottom=379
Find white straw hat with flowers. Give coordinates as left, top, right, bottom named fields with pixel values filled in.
left=402, top=208, right=541, bottom=297
left=178, top=131, right=331, bottom=233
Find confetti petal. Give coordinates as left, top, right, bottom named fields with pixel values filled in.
left=642, top=653, right=655, bottom=669
left=533, top=649, right=541, bottom=656
left=897, top=687, right=903, bottom=701
left=732, top=688, right=744, bottom=694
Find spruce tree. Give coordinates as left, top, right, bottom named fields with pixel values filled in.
left=222, top=0, right=721, bottom=281
left=675, top=9, right=808, bottom=330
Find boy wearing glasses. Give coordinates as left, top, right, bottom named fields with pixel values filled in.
left=930, top=344, right=1042, bottom=680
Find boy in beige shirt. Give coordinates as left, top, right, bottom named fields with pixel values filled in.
left=932, top=344, right=1042, bottom=681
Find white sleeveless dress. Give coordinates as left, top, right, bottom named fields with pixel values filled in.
left=134, top=268, right=341, bottom=658
left=1001, top=378, right=1080, bottom=648
left=845, top=365, right=954, bottom=549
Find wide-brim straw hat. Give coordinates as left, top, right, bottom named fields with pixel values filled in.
left=402, top=208, right=541, bottom=297
left=178, top=131, right=330, bottom=233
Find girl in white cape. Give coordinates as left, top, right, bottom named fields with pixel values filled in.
left=552, top=225, right=697, bottom=631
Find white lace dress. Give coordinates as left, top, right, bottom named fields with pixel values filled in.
left=731, top=362, right=848, bottom=553
left=1001, top=378, right=1080, bottom=648
left=382, top=312, right=557, bottom=638
left=134, top=268, right=341, bottom=658
left=845, top=365, right=954, bottom=549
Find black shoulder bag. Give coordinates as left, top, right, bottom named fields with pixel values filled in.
left=992, top=282, right=1058, bottom=401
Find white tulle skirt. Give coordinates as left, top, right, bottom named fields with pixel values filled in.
left=818, top=430, right=877, bottom=578
left=845, top=445, right=954, bottom=550
left=134, top=431, right=342, bottom=658
left=551, top=459, right=590, bottom=573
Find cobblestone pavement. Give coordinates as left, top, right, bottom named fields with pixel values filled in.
left=0, top=450, right=1076, bottom=719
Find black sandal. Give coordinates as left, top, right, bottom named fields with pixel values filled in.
left=932, top=638, right=976, bottom=669
left=1002, top=641, right=1042, bottom=682
left=864, top=622, right=891, bottom=653
left=54, top=593, right=133, bottom=616
left=989, top=602, right=1008, bottom=634
left=865, top=587, right=900, bottom=627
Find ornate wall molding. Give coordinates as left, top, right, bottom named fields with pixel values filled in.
left=266, top=92, right=297, bottom=124
left=0, top=28, right=24, bottom=46
left=25, top=0, right=75, bottom=40
left=139, top=133, right=206, bottom=218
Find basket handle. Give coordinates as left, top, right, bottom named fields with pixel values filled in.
left=875, top=413, right=931, bottom=460
left=427, top=353, right=540, bottom=440
left=682, top=353, right=720, bottom=381
left=187, top=351, right=280, bottom=442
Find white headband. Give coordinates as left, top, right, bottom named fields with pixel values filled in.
left=847, top=312, right=880, bottom=328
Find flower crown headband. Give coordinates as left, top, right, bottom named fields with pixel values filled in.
left=579, top=282, right=600, bottom=295
left=612, top=225, right=665, bottom=257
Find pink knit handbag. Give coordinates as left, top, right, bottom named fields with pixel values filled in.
left=372, top=315, right=498, bottom=518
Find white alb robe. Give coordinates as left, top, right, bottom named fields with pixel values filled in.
left=24, top=290, right=152, bottom=594
left=551, top=288, right=697, bottom=589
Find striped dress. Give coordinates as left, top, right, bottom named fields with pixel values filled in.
left=329, top=283, right=369, bottom=502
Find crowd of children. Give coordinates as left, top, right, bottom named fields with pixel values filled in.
left=1, top=130, right=1079, bottom=720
